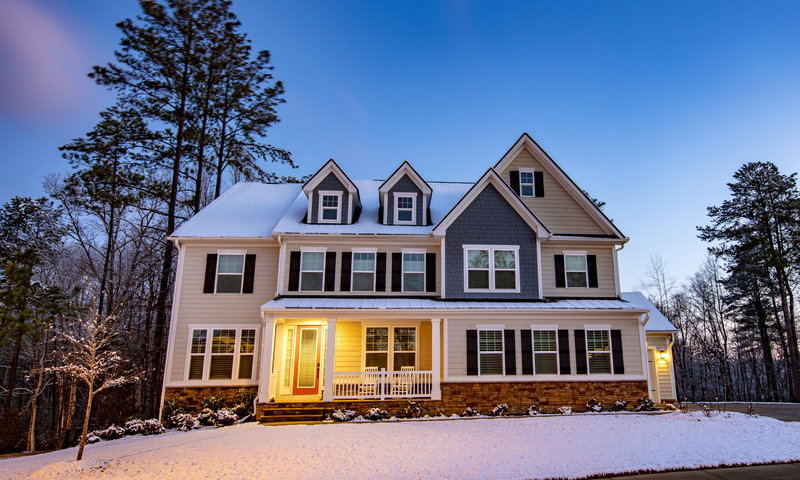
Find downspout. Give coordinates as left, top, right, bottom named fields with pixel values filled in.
left=159, top=239, right=185, bottom=422
left=613, top=243, right=624, bottom=297
left=276, top=235, right=285, bottom=297
left=639, top=311, right=651, bottom=400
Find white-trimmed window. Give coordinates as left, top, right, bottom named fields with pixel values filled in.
left=394, top=194, right=416, bottom=224
left=352, top=250, right=376, bottom=292
left=565, top=252, right=588, bottom=288
left=300, top=250, right=325, bottom=291
left=318, top=190, right=342, bottom=223
left=216, top=253, right=244, bottom=293
left=464, top=245, right=520, bottom=292
left=402, top=251, right=425, bottom=292
left=519, top=169, right=535, bottom=197
left=364, top=326, right=417, bottom=370
left=186, top=326, right=258, bottom=381
left=532, top=327, right=559, bottom=374
left=478, top=329, right=504, bottom=375
left=587, top=329, right=612, bottom=374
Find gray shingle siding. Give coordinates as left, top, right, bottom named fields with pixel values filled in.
left=445, top=183, right=539, bottom=299
left=387, top=174, right=424, bottom=226
left=311, top=173, right=349, bottom=224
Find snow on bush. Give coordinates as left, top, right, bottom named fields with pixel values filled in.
left=232, top=390, right=257, bottom=419
left=197, top=408, right=217, bottom=427
left=364, top=408, right=388, bottom=421
left=124, top=419, right=165, bottom=436
left=633, top=397, right=656, bottom=412
left=91, top=424, right=125, bottom=441
left=331, top=409, right=356, bottom=422
left=586, top=398, right=602, bottom=413
left=662, top=402, right=679, bottom=411
left=557, top=406, right=572, bottom=415
left=171, top=413, right=200, bottom=431
left=526, top=405, right=540, bottom=416
left=462, top=407, right=480, bottom=417
left=162, top=396, right=183, bottom=427
left=200, top=395, right=228, bottom=412
left=215, top=410, right=238, bottom=426
left=612, top=400, right=628, bottom=412
left=490, top=404, right=509, bottom=416
left=403, top=401, right=423, bottom=419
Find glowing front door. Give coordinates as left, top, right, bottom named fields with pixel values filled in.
left=293, top=326, right=322, bottom=395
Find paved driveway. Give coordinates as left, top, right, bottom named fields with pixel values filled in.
left=687, top=402, right=800, bottom=422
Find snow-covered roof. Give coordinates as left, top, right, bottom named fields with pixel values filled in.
left=261, top=297, right=649, bottom=311
left=273, top=180, right=471, bottom=235
left=171, top=183, right=302, bottom=238
left=621, top=292, right=677, bottom=332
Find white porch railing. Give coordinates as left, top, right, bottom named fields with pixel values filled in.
left=331, top=370, right=434, bottom=400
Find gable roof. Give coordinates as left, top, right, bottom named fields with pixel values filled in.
left=494, top=133, right=625, bottom=238
left=379, top=161, right=432, bottom=196
left=302, top=158, right=359, bottom=196
left=431, top=168, right=551, bottom=238
left=621, top=292, right=678, bottom=332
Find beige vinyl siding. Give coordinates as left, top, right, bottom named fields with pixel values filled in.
left=334, top=322, right=362, bottom=372
left=497, top=147, right=607, bottom=235
left=446, top=314, right=644, bottom=378
left=541, top=244, right=616, bottom=298
left=646, top=334, right=668, bottom=350
left=169, top=243, right=278, bottom=384
left=282, top=242, right=440, bottom=295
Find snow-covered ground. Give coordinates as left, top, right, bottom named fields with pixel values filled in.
left=4, top=412, right=800, bottom=479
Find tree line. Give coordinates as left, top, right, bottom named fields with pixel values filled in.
left=0, top=0, right=298, bottom=453
left=644, top=162, right=800, bottom=404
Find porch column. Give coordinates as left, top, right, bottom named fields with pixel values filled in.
left=257, top=314, right=276, bottom=403
left=431, top=318, right=442, bottom=400
left=322, top=318, right=337, bottom=402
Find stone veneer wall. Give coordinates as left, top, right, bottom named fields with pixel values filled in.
left=165, top=387, right=257, bottom=413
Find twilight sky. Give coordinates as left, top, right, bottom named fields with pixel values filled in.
left=0, top=0, right=798, bottom=292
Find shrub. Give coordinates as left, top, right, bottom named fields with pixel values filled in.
left=633, top=397, right=656, bottom=412
left=233, top=390, right=258, bottom=418
left=526, top=405, right=540, bottom=416
left=172, top=413, right=200, bottom=431
left=364, top=408, right=388, bottom=421
left=197, top=408, right=217, bottom=427
left=585, top=398, right=602, bottom=413
left=403, top=401, right=423, bottom=419
left=462, top=407, right=480, bottom=417
left=700, top=403, right=713, bottom=417
left=612, top=400, right=628, bottom=412
left=662, top=403, right=678, bottom=411
left=490, top=404, right=509, bottom=416
left=746, top=403, right=757, bottom=418
left=215, top=410, right=238, bottom=426
left=125, top=418, right=166, bottom=436
left=557, top=406, right=572, bottom=415
left=162, top=396, right=184, bottom=426
left=93, top=424, right=125, bottom=440
left=200, top=395, right=227, bottom=412
left=331, top=409, right=356, bottom=422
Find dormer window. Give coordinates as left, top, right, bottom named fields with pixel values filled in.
left=394, top=194, right=416, bottom=224
left=318, top=191, right=342, bottom=223
left=519, top=169, right=534, bottom=197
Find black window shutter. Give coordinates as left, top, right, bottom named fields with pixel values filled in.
left=558, top=329, right=571, bottom=374
left=425, top=253, right=436, bottom=293
left=521, top=329, right=533, bottom=375
left=242, top=254, right=256, bottom=294
left=611, top=329, right=625, bottom=374
left=391, top=252, right=402, bottom=292
left=504, top=329, right=516, bottom=375
left=534, top=171, right=545, bottom=197
left=340, top=251, right=352, bottom=291
left=378, top=205, right=384, bottom=225
left=466, top=330, right=478, bottom=376
left=375, top=252, right=386, bottom=292
left=203, top=254, right=218, bottom=293
left=510, top=170, right=521, bottom=195
left=324, top=252, right=336, bottom=292
left=587, top=255, right=598, bottom=288
left=288, top=251, right=301, bottom=292
left=555, top=254, right=566, bottom=288
left=574, top=329, right=588, bottom=374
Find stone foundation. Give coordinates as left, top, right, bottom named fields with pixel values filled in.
left=165, top=386, right=257, bottom=413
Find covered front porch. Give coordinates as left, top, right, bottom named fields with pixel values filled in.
left=257, top=315, right=442, bottom=403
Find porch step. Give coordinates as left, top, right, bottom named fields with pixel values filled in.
left=257, top=406, right=327, bottom=424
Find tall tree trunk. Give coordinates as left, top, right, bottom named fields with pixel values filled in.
left=4, top=333, right=23, bottom=413
left=775, top=266, right=800, bottom=401
left=754, top=286, right=779, bottom=401
left=76, top=378, right=94, bottom=461
left=27, top=339, right=47, bottom=451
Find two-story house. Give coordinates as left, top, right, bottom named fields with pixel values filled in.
left=160, top=133, right=678, bottom=421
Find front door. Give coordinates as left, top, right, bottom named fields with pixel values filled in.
left=293, top=325, right=322, bottom=395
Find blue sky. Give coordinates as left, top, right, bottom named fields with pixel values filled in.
left=1, top=0, right=799, bottom=291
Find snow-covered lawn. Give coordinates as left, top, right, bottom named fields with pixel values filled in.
left=4, top=412, right=800, bottom=479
